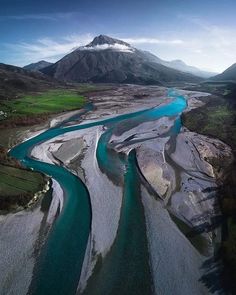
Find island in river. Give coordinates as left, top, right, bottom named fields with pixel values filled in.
left=0, top=84, right=234, bottom=295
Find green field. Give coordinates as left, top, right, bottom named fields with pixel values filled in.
left=0, top=164, right=45, bottom=211
left=182, top=102, right=236, bottom=150
left=0, top=89, right=86, bottom=119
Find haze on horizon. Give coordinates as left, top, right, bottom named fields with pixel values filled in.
left=1, top=0, right=236, bottom=73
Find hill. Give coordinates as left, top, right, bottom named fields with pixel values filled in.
left=23, top=60, right=53, bottom=72
left=0, top=63, right=59, bottom=100
left=211, top=63, right=236, bottom=82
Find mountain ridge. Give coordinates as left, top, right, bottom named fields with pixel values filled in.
left=24, top=60, right=53, bottom=72
left=210, top=63, right=236, bottom=81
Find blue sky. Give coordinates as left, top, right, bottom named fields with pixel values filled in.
left=1, top=0, right=236, bottom=72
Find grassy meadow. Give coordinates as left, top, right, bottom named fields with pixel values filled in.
left=0, top=89, right=86, bottom=122
left=0, top=163, right=46, bottom=212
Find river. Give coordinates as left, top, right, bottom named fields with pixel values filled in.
left=9, top=89, right=187, bottom=295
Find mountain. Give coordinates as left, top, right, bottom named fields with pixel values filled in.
left=0, top=63, right=59, bottom=100
left=162, top=60, right=216, bottom=78
left=23, top=60, right=53, bottom=72
left=41, top=35, right=202, bottom=85
left=86, top=35, right=129, bottom=47
left=138, top=53, right=216, bottom=78
left=211, top=63, right=236, bottom=82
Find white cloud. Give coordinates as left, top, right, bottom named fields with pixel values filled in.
left=172, top=16, right=236, bottom=72
left=4, top=34, right=94, bottom=66
left=123, top=38, right=184, bottom=45
left=0, top=12, right=76, bottom=21
left=79, top=43, right=134, bottom=53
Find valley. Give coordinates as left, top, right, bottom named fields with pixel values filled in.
left=0, top=33, right=236, bottom=295
left=0, top=84, right=233, bottom=294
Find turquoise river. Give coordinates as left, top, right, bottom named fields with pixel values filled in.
left=10, top=89, right=187, bottom=295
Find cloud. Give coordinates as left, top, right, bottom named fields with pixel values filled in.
left=173, top=15, right=236, bottom=71
left=0, top=12, right=76, bottom=21
left=120, top=22, right=236, bottom=71
left=4, top=34, right=94, bottom=66
left=123, top=38, right=184, bottom=45
left=80, top=43, right=134, bottom=53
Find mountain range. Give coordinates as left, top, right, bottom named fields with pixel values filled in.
left=18, top=35, right=236, bottom=85
left=40, top=35, right=204, bottom=85
left=160, top=59, right=216, bottom=78
left=136, top=51, right=216, bottom=78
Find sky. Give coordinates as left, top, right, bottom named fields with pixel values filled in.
left=1, top=0, right=236, bottom=73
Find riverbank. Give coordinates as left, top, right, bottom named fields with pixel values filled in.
left=0, top=145, right=48, bottom=213
left=0, top=84, right=110, bottom=214
left=182, top=87, right=236, bottom=292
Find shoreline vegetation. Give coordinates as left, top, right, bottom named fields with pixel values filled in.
left=0, top=146, right=47, bottom=213
left=182, top=81, right=236, bottom=292
left=0, top=84, right=110, bottom=213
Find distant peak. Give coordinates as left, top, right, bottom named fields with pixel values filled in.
left=171, top=59, right=186, bottom=65
left=23, top=60, right=53, bottom=71
left=38, top=60, right=50, bottom=63
left=76, top=35, right=134, bottom=53
left=86, top=35, right=130, bottom=47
